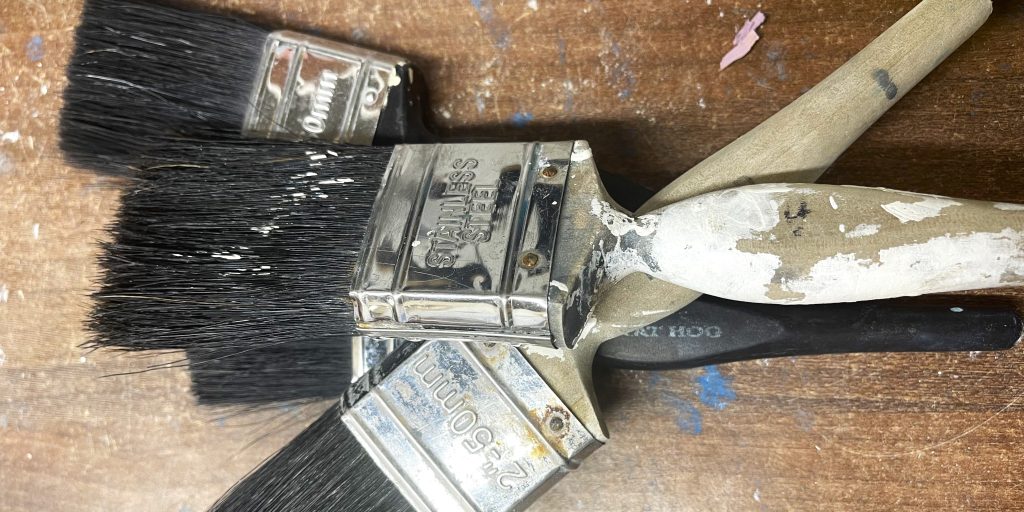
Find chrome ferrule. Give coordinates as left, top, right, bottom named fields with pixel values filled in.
left=341, top=340, right=600, bottom=511
left=242, top=31, right=405, bottom=145
left=351, top=142, right=589, bottom=349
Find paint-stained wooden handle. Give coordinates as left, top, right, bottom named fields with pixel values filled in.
left=589, top=0, right=993, bottom=342
left=627, top=184, right=1024, bottom=305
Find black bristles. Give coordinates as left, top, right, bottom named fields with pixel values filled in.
left=60, top=0, right=268, bottom=171
left=186, top=344, right=350, bottom=406
left=90, top=139, right=391, bottom=400
left=210, top=402, right=411, bottom=512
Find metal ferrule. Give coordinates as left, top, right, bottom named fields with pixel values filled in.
left=350, top=336, right=405, bottom=382
left=242, top=31, right=406, bottom=145
left=351, top=142, right=606, bottom=349
left=341, top=340, right=600, bottom=512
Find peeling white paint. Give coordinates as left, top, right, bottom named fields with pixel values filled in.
left=549, top=280, right=569, bottom=293
left=591, top=198, right=657, bottom=237
left=778, top=229, right=1024, bottom=304
left=880, top=196, right=961, bottom=223
left=846, top=223, right=880, bottom=238
left=570, top=143, right=593, bottom=162
left=1, top=131, right=20, bottom=143
left=642, top=184, right=791, bottom=299
left=994, top=202, right=1024, bottom=211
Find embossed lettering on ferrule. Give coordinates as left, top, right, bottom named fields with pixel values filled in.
left=243, top=31, right=406, bottom=145
left=411, top=352, right=529, bottom=488
left=301, top=69, right=340, bottom=135
left=425, top=158, right=500, bottom=269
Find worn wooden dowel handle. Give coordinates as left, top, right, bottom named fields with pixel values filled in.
left=590, top=0, right=993, bottom=342
left=626, top=184, right=1024, bottom=304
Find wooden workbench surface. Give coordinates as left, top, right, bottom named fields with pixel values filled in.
left=2, top=1, right=1023, bottom=510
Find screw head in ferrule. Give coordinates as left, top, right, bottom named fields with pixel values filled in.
left=519, top=251, right=541, bottom=270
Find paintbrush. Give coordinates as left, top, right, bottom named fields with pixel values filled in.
left=87, top=139, right=1024, bottom=400
left=61, top=0, right=430, bottom=173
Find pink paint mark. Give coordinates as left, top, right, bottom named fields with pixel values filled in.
left=720, top=11, right=766, bottom=71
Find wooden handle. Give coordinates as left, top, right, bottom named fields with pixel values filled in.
left=628, top=184, right=1024, bottom=304
left=588, top=0, right=993, bottom=342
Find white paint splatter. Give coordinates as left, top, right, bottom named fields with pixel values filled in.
left=39, top=84, right=48, bottom=95
left=527, top=0, right=539, bottom=10
left=211, top=253, right=242, bottom=260
left=319, top=178, right=355, bottom=185
left=697, top=97, right=707, bottom=109
left=251, top=225, right=280, bottom=236
left=79, top=356, right=87, bottom=364
left=570, top=143, right=593, bottom=162
left=31, top=223, right=39, bottom=240
left=950, top=307, right=964, bottom=313
left=0, top=346, right=5, bottom=367
left=591, top=198, right=657, bottom=237
left=880, top=196, right=961, bottom=223
left=828, top=195, right=838, bottom=210
left=753, top=488, right=761, bottom=503
left=838, top=224, right=845, bottom=233
left=1, top=131, right=20, bottom=143
left=994, top=202, right=1024, bottom=211
left=969, top=351, right=980, bottom=359
left=779, top=229, right=1024, bottom=304
left=846, top=223, right=880, bottom=238
left=549, top=280, right=569, bottom=293
left=0, top=284, right=8, bottom=303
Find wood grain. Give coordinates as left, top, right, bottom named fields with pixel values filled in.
left=1, top=0, right=1023, bottom=510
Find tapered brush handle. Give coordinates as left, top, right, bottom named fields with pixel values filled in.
left=596, top=297, right=1021, bottom=370
left=591, top=0, right=993, bottom=338
left=627, top=184, right=1024, bottom=304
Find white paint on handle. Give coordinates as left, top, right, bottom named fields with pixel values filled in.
left=780, top=229, right=1024, bottom=304
left=638, top=185, right=793, bottom=298
left=881, top=196, right=961, bottom=223
left=846, top=223, right=880, bottom=238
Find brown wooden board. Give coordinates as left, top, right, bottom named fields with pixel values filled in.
left=1, top=0, right=1022, bottom=510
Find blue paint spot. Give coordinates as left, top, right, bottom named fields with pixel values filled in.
left=509, top=111, right=533, bottom=127
left=601, top=34, right=636, bottom=100
left=469, top=0, right=511, bottom=50
left=661, top=392, right=702, bottom=435
left=26, top=35, right=44, bottom=62
left=695, top=365, right=736, bottom=410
